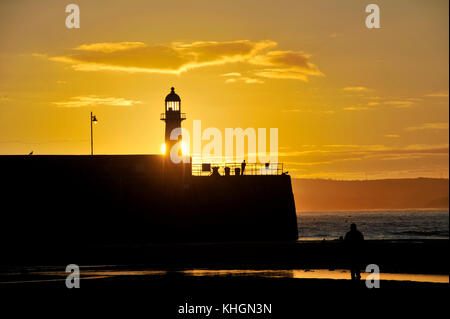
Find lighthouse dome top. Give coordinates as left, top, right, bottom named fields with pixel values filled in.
left=165, top=87, right=181, bottom=102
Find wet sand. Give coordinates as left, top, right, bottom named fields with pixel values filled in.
left=1, top=270, right=447, bottom=318
left=1, top=240, right=447, bottom=317
left=1, top=239, right=447, bottom=284
left=1, top=267, right=447, bottom=286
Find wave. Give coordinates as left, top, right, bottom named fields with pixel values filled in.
left=297, top=210, right=449, bottom=240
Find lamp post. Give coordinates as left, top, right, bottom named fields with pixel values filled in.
left=90, top=112, right=98, bottom=155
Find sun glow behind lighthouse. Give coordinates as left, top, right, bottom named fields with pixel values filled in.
left=161, top=142, right=189, bottom=155
left=181, top=141, right=189, bottom=155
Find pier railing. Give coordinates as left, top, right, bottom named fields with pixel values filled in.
left=192, top=163, right=284, bottom=176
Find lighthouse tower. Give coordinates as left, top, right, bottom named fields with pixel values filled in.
left=161, top=87, right=186, bottom=155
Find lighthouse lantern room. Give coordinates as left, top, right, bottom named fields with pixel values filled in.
left=161, top=87, right=186, bottom=155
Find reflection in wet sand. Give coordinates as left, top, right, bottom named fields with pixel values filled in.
left=183, top=269, right=448, bottom=283
left=0, top=267, right=447, bottom=284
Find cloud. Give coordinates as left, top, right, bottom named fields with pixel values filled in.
left=342, top=98, right=418, bottom=109
left=222, top=72, right=263, bottom=84
left=221, top=72, right=242, bottom=77
left=252, top=51, right=317, bottom=72
left=405, top=122, right=449, bottom=131
left=279, top=144, right=449, bottom=166
left=53, top=95, right=142, bottom=108
left=74, top=42, right=147, bottom=53
left=425, top=91, right=449, bottom=98
left=225, top=76, right=264, bottom=84
left=254, top=69, right=310, bottom=81
left=44, top=40, right=322, bottom=82
left=243, top=77, right=264, bottom=84
left=252, top=50, right=323, bottom=81
left=364, top=96, right=382, bottom=100
left=31, top=53, right=47, bottom=58
left=323, top=144, right=361, bottom=148
left=343, top=106, right=370, bottom=111
left=383, top=100, right=415, bottom=108
left=48, top=40, right=274, bottom=74
left=342, top=86, right=370, bottom=92
left=282, top=108, right=335, bottom=114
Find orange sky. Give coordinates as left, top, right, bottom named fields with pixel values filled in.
left=0, top=0, right=448, bottom=179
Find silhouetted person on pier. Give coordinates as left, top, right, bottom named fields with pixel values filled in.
left=241, top=160, right=246, bottom=175
left=210, top=166, right=221, bottom=177
left=344, top=223, right=365, bottom=280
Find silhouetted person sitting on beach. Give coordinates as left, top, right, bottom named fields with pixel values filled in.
left=241, top=160, right=246, bottom=175
left=344, top=223, right=365, bottom=281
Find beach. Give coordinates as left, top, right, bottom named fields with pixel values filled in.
left=1, top=239, right=447, bottom=284
left=1, top=239, right=447, bottom=317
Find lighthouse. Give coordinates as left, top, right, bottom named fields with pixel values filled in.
left=161, top=87, right=186, bottom=156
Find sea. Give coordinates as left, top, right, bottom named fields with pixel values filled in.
left=297, top=209, right=449, bottom=240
